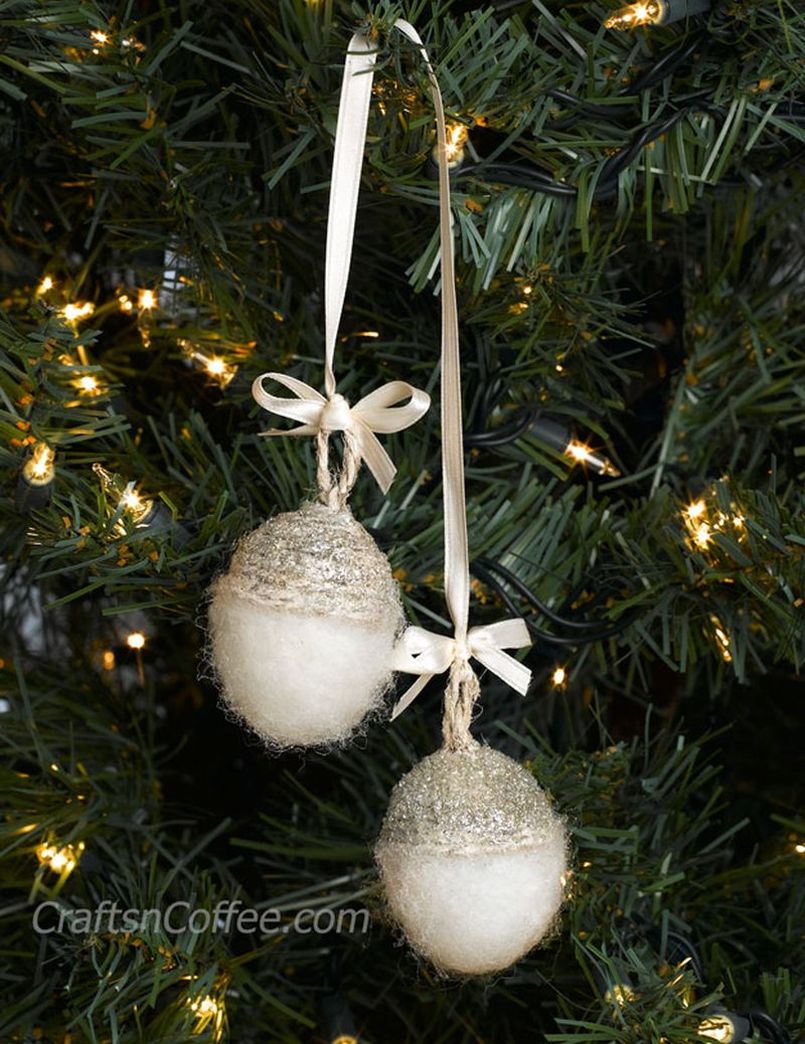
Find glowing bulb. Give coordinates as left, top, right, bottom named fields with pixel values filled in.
left=37, top=840, right=84, bottom=875
left=604, top=0, right=665, bottom=28
left=693, top=522, right=712, bottom=549
left=120, top=489, right=143, bottom=512
left=190, top=995, right=219, bottom=1016
left=331, top=1037, right=359, bottom=1044
left=119, top=482, right=154, bottom=523
left=203, top=356, right=236, bottom=386
left=90, top=29, right=109, bottom=45
left=795, top=843, right=805, bottom=854
left=552, top=666, right=567, bottom=687
left=189, top=992, right=225, bottom=1039
left=604, top=983, right=635, bottom=1008
left=179, top=341, right=236, bottom=385
left=138, top=288, right=157, bottom=311
left=118, top=293, right=134, bottom=313
left=698, top=1015, right=736, bottom=1043
left=445, top=123, right=468, bottom=163
left=22, top=443, right=56, bottom=485
left=564, top=440, right=620, bottom=477
left=77, top=375, right=98, bottom=393
left=686, top=500, right=706, bottom=520
left=709, top=615, right=732, bottom=662
left=567, top=442, right=592, bottom=464
left=37, top=276, right=54, bottom=294
left=126, top=632, right=146, bottom=650
left=60, top=301, right=95, bottom=323
left=102, top=650, right=116, bottom=670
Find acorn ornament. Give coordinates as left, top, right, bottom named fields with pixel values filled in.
left=376, top=19, right=568, bottom=977
left=205, top=30, right=430, bottom=749
left=376, top=742, right=567, bottom=976
left=208, top=502, right=404, bottom=748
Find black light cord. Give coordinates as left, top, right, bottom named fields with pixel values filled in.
left=457, top=100, right=721, bottom=200
left=472, top=557, right=635, bottom=644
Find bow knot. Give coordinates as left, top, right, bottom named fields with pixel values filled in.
left=252, top=372, right=430, bottom=495
left=390, top=618, right=532, bottom=720
left=319, top=392, right=354, bottom=432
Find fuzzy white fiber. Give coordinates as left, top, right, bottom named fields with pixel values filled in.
left=376, top=744, right=567, bottom=975
left=208, top=593, right=399, bottom=748
left=378, top=842, right=566, bottom=976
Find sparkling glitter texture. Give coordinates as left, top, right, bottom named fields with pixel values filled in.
left=377, top=744, right=566, bottom=853
left=212, top=501, right=404, bottom=626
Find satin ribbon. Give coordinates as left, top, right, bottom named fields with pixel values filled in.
left=252, top=29, right=430, bottom=495
left=252, top=374, right=429, bottom=495
left=390, top=620, right=532, bottom=720
left=389, top=19, right=533, bottom=719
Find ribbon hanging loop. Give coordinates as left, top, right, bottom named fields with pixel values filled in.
left=252, top=28, right=430, bottom=503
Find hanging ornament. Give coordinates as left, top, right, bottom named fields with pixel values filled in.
left=207, top=32, right=431, bottom=749
left=375, top=20, right=568, bottom=975
left=376, top=744, right=566, bottom=976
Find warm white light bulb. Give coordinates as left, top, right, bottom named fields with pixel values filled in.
left=604, top=0, right=665, bottom=28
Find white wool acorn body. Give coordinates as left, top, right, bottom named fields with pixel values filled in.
left=376, top=744, right=567, bottom=976
left=208, top=501, right=404, bottom=748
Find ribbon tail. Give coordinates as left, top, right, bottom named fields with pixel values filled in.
left=473, top=647, right=532, bottom=696
left=391, top=674, right=433, bottom=721
left=355, top=424, right=397, bottom=494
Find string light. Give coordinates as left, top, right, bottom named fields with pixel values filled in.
left=102, top=650, right=116, bottom=670
left=75, top=374, right=99, bottom=394
left=118, top=292, right=134, bottom=314
left=431, top=122, right=469, bottom=170
left=331, top=1037, right=358, bottom=1044
left=686, top=500, right=706, bottom=520
left=551, top=666, right=567, bottom=687
left=604, top=983, right=636, bottom=1007
left=697, top=1013, right=742, bottom=1042
left=565, top=440, right=621, bottom=477
left=681, top=496, right=747, bottom=552
left=604, top=0, right=711, bottom=29
left=445, top=123, right=469, bottom=165
left=126, top=632, right=146, bottom=650
left=604, top=1, right=663, bottom=28
left=692, top=521, right=712, bottom=550
left=22, top=443, right=56, bottom=486
left=37, top=840, right=85, bottom=875
left=60, top=301, right=95, bottom=324
left=92, top=464, right=155, bottom=527
left=188, top=992, right=225, bottom=1040
left=179, top=340, right=237, bottom=386
left=138, top=288, right=157, bottom=311
left=708, top=615, right=732, bottom=663
left=793, top=842, right=805, bottom=855
left=36, top=275, right=55, bottom=295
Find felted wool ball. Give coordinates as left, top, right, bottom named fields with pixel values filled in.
left=376, top=744, right=567, bottom=976
left=208, top=501, right=404, bottom=748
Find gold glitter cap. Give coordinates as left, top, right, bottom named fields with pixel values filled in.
left=213, top=502, right=404, bottom=626
left=377, top=745, right=566, bottom=854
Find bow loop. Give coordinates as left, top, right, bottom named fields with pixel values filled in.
left=390, top=618, right=532, bottom=720
left=251, top=372, right=430, bottom=495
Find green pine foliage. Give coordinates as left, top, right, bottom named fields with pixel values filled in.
left=1, top=0, right=803, bottom=1040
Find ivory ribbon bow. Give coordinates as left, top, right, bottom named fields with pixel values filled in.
left=390, top=619, right=532, bottom=720
left=388, top=20, right=534, bottom=724
left=251, top=30, right=429, bottom=496
left=252, top=374, right=430, bottom=495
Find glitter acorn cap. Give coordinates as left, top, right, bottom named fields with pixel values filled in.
left=377, top=744, right=566, bottom=854
left=213, top=501, right=404, bottom=626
